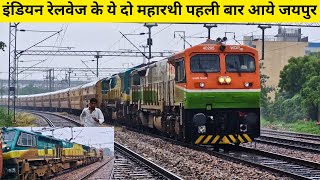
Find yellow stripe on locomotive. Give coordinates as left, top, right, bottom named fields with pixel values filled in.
left=195, top=134, right=253, bottom=145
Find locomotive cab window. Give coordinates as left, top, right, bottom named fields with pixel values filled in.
left=226, top=54, right=256, bottom=72
left=120, top=75, right=125, bottom=92
left=17, top=132, right=36, bottom=147
left=101, top=80, right=110, bottom=93
left=110, top=78, right=116, bottom=89
left=190, top=54, right=220, bottom=73
left=132, top=74, right=140, bottom=85
left=3, top=130, right=16, bottom=143
left=175, top=59, right=186, bottom=82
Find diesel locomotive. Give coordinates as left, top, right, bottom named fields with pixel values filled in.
left=0, top=39, right=260, bottom=146
left=1, top=127, right=103, bottom=179
left=104, top=39, right=260, bottom=145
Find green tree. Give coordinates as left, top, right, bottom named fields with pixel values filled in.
left=300, top=76, right=320, bottom=120
left=276, top=53, right=320, bottom=121
left=260, top=62, right=274, bottom=118
left=278, top=56, right=311, bottom=97
left=0, top=41, right=6, bottom=51
left=279, top=55, right=320, bottom=95
left=0, top=85, right=5, bottom=97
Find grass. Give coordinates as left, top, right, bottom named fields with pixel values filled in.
left=15, top=112, right=37, bottom=126
left=0, top=108, right=36, bottom=127
left=261, top=118, right=320, bottom=135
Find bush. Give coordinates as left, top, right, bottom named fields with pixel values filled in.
left=0, top=108, right=13, bottom=126
left=16, top=113, right=36, bottom=126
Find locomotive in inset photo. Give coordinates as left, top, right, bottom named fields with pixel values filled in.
left=1, top=127, right=114, bottom=180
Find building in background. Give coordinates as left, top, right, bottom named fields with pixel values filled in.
left=243, top=27, right=320, bottom=99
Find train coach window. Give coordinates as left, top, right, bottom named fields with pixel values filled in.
left=226, top=54, right=256, bottom=72
left=190, top=54, right=220, bottom=73
left=175, top=59, right=186, bottom=82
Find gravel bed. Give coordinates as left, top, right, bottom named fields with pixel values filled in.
left=51, top=157, right=112, bottom=180
left=88, top=158, right=114, bottom=180
left=53, top=112, right=81, bottom=123
left=242, top=142, right=320, bottom=163
left=114, top=129, right=290, bottom=180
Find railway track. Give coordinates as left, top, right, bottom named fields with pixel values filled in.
left=231, top=146, right=320, bottom=180
left=112, top=142, right=183, bottom=180
left=120, top=127, right=320, bottom=180
left=28, top=110, right=82, bottom=127
left=80, top=158, right=113, bottom=180
left=48, top=158, right=112, bottom=180
left=256, top=129, right=320, bottom=153
left=261, top=128, right=320, bottom=142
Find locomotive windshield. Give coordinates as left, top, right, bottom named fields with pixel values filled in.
left=190, top=54, right=220, bottom=73
left=226, top=54, right=256, bottom=72
left=3, top=130, right=16, bottom=143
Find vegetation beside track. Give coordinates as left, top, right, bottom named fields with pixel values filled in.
left=262, top=118, right=320, bottom=135
left=0, top=108, right=36, bottom=126
left=0, top=108, right=13, bottom=126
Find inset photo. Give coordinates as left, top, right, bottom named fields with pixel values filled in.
left=1, top=127, right=114, bottom=180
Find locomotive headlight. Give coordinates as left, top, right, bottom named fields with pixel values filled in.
left=244, top=82, right=252, bottom=88
left=198, top=125, right=206, bottom=134
left=199, top=82, right=205, bottom=88
left=225, top=77, right=232, bottom=84
left=218, top=77, right=225, bottom=84
left=240, top=124, right=247, bottom=132
left=4, top=147, right=10, bottom=151
left=7, top=168, right=16, bottom=173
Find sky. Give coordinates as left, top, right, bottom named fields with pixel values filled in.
left=16, top=126, right=114, bottom=151
left=0, top=23, right=320, bottom=81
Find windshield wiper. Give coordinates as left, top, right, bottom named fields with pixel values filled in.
left=235, top=62, right=241, bottom=76
left=198, top=61, right=208, bottom=77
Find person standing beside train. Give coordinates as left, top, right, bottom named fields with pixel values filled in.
left=80, top=98, right=105, bottom=127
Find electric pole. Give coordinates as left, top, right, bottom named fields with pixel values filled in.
left=8, top=23, right=19, bottom=123
left=258, top=25, right=271, bottom=60
left=52, top=68, right=55, bottom=91
left=144, top=23, right=158, bottom=63
left=0, top=81, right=3, bottom=100
left=139, top=45, right=148, bottom=64
left=94, top=52, right=102, bottom=78
left=68, top=68, right=72, bottom=87
left=49, top=69, right=52, bottom=92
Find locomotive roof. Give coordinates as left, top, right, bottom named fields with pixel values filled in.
left=167, top=40, right=257, bottom=60
left=3, top=127, right=62, bottom=142
left=131, top=61, right=158, bottom=72
left=3, top=127, right=94, bottom=148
